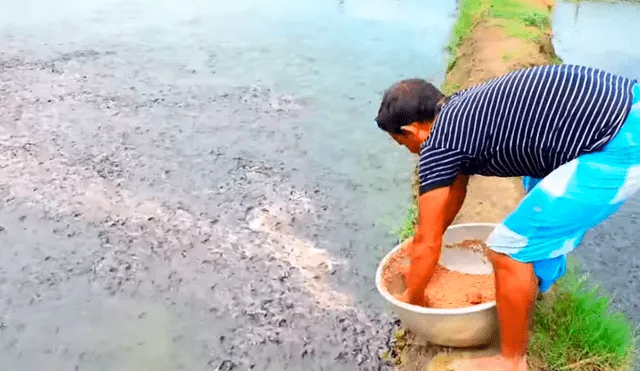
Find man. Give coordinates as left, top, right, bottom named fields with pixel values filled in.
left=375, top=64, right=640, bottom=371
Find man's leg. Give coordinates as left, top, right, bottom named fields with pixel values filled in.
left=464, top=154, right=640, bottom=370
left=452, top=249, right=534, bottom=371
left=455, top=161, right=640, bottom=370
left=488, top=249, right=537, bottom=366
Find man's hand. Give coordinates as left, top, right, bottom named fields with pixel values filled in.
left=391, top=239, right=424, bottom=305
left=394, top=288, right=424, bottom=306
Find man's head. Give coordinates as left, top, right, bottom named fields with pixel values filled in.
left=375, top=78, right=445, bottom=153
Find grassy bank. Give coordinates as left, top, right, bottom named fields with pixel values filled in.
left=391, top=0, right=636, bottom=369
left=529, top=262, right=635, bottom=370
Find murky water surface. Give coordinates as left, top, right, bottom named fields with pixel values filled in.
left=553, top=1, right=640, bottom=80
left=0, top=0, right=455, bottom=369
left=554, top=1, right=640, bottom=326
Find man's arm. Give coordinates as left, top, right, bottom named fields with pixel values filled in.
left=403, top=174, right=469, bottom=304
left=445, top=174, right=469, bottom=228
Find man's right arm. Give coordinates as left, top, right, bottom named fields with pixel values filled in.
left=402, top=184, right=450, bottom=305
left=444, top=174, right=469, bottom=228
left=402, top=147, right=469, bottom=305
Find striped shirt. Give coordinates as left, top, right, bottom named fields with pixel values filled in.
left=418, top=64, right=637, bottom=194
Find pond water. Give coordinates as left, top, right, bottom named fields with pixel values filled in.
left=0, top=0, right=458, bottom=369
left=553, top=0, right=640, bottom=325
left=0, top=0, right=458, bottom=289
left=553, top=0, right=640, bottom=80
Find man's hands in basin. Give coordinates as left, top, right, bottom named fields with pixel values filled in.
left=392, top=238, right=427, bottom=306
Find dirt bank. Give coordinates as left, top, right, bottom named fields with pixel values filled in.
left=395, top=0, right=558, bottom=369
left=448, top=0, right=557, bottom=225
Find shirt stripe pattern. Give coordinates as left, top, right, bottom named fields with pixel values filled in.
left=418, top=65, right=637, bottom=195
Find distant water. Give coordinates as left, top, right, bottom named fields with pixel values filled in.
left=553, top=0, right=640, bottom=80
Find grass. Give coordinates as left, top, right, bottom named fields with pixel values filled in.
left=530, top=262, right=636, bottom=370
left=490, top=0, right=551, bottom=43
left=502, top=51, right=515, bottom=61
left=445, top=0, right=553, bottom=71
left=392, top=204, right=417, bottom=243
left=490, top=0, right=549, bottom=27
left=446, top=0, right=490, bottom=70
left=442, top=81, right=462, bottom=96
left=550, top=55, right=564, bottom=65
left=496, top=18, right=543, bottom=42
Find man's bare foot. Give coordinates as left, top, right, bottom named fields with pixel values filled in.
left=451, top=355, right=527, bottom=371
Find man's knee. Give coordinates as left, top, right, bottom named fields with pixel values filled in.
left=488, top=249, right=532, bottom=275
left=487, top=249, right=537, bottom=292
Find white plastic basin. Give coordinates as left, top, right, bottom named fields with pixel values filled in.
left=375, top=223, right=499, bottom=348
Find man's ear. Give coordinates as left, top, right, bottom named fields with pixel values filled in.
left=400, top=124, right=420, bottom=136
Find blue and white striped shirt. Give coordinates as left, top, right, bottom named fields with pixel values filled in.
left=418, top=64, right=637, bottom=194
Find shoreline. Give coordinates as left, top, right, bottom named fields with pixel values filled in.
left=442, top=0, right=556, bottom=226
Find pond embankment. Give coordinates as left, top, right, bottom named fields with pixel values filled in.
left=391, top=0, right=635, bottom=370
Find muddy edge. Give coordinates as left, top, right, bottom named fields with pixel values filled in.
left=0, top=46, right=397, bottom=370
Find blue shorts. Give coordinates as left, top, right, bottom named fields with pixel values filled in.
left=487, top=82, right=640, bottom=292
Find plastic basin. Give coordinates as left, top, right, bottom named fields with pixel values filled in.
left=375, top=223, right=499, bottom=348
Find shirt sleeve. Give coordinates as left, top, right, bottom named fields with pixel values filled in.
left=418, top=144, right=468, bottom=195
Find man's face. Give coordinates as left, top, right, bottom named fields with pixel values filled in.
left=389, top=121, right=433, bottom=154
left=390, top=132, right=423, bottom=154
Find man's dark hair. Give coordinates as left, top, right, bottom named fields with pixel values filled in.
left=375, top=79, right=445, bottom=134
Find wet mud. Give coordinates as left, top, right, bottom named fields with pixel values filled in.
left=0, top=0, right=458, bottom=369
left=0, top=49, right=392, bottom=370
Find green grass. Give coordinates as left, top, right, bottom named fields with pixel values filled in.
left=490, top=0, right=551, bottom=43
left=502, top=51, right=515, bottom=61
left=497, top=18, right=543, bottom=41
left=392, top=203, right=417, bottom=243
left=446, top=0, right=490, bottom=70
left=442, top=81, right=462, bottom=96
left=490, top=0, right=549, bottom=26
left=444, top=0, right=554, bottom=72
left=550, top=55, right=564, bottom=65
left=530, top=262, right=636, bottom=370
left=445, top=0, right=555, bottom=71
